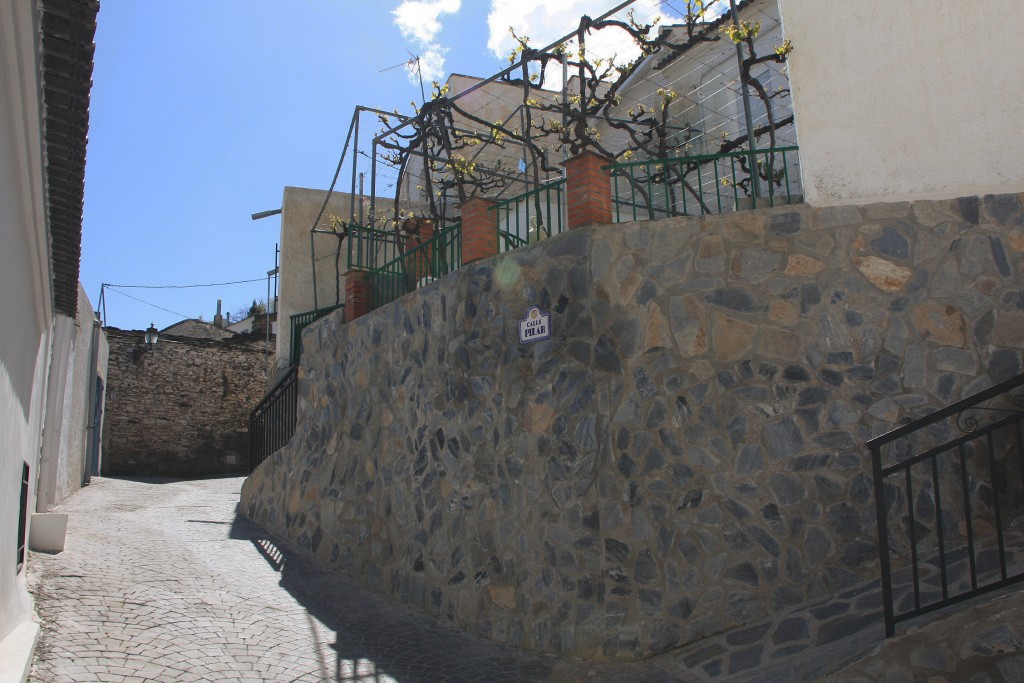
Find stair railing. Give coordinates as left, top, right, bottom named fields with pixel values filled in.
left=869, top=372, right=1024, bottom=636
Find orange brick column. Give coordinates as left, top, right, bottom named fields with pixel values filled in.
left=460, top=196, right=498, bottom=264
left=344, top=270, right=370, bottom=322
left=562, top=150, right=613, bottom=229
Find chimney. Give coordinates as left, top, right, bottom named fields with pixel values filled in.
left=214, top=299, right=224, bottom=328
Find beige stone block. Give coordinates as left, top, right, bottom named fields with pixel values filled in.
left=757, top=328, right=803, bottom=360
left=993, top=311, right=1024, bottom=348
left=645, top=304, right=670, bottom=351
left=672, top=294, right=708, bottom=357
left=524, top=402, right=556, bottom=434
left=784, top=254, right=826, bottom=277
left=617, top=270, right=642, bottom=305
left=689, top=360, right=715, bottom=382
left=813, top=205, right=862, bottom=229
left=912, top=199, right=959, bottom=227
left=975, top=276, right=999, bottom=296
left=721, top=212, right=765, bottom=241
left=862, top=201, right=910, bottom=220
left=287, top=487, right=302, bottom=515
left=769, top=300, right=798, bottom=324
left=1007, top=232, right=1024, bottom=253
left=713, top=313, right=756, bottom=361
left=678, top=328, right=708, bottom=357
left=483, top=498, right=505, bottom=524
left=911, top=303, right=967, bottom=347
left=793, top=229, right=836, bottom=260
left=854, top=256, right=913, bottom=292
left=354, top=366, right=370, bottom=390
left=696, top=235, right=725, bottom=273
left=487, top=585, right=518, bottom=610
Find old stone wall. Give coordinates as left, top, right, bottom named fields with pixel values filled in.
left=161, top=318, right=236, bottom=340
left=104, top=329, right=272, bottom=477
left=241, top=194, right=1024, bottom=659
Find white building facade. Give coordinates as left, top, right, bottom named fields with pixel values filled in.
left=0, top=0, right=100, bottom=674
left=779, top=0, right=1024, bottom=205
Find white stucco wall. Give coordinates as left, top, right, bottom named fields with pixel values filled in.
left=276, top=187, right=430, bottom=369
left=0, top=0, right=50, bottom=643
left=779, top=0, right=1024, bottom=205
left=36, top=315, right=74, bottom=512
left=51, top=285, right=106, bottom=504
left=0, top=341, right=50, bottom=642
left=277, top=187, right=354, bottom=368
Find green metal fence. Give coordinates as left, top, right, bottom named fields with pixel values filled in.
left=289, top=304, right=344, bottom=365
left=346, top=222, right=404, bottom=272
left=492, top=179, right=566, bottom=252
left=369, top=223, right=462, bottom=312
left=607, top=146, right=800, bottom=221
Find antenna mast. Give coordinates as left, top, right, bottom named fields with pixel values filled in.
left=380, top=50, right=427, bottom=105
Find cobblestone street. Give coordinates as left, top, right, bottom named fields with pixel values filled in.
left=27, top=477, right=679, bottom=683
left=27, top=476, right=1024, bottom=682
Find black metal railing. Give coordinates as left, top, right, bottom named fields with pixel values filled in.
left=290, top=304, right=343, bottom=366
left=869, top=372, right=1024, bottom=637
left=248, top=366, right=299, bottom=473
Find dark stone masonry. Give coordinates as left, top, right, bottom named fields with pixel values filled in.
left=105, top=329, right=272, bottom=477
left=242, top=193, right=1024, bottom=659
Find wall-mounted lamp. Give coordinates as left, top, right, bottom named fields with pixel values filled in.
left=144, top=322, right=159, bottom=347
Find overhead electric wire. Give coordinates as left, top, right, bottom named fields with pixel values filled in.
left=105, top=288, right=193, bottom=321
left=104, top=277, right=267, bottom=289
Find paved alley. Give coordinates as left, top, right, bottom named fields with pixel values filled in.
left=27, top=477, right=678, bottom=683
left=27, top=476, right=1024, bottom=682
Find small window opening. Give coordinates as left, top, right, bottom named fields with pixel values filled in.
left=17, top=462, right=29, bottom=572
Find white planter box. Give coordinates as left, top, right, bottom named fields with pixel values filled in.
left=29, top=513, right=68, bottom=553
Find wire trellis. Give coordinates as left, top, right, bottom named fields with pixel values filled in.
left=312, top=0, right=797, bottom=298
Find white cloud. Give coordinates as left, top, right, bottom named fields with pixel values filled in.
left=487, top=0, right=689, bottom=67
left=393, top=0, right=461, bottom=44
left=416, top=46, right=449, bottom=83
left=393, top=0, right=461, bottom=85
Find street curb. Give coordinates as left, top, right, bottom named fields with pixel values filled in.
left=0, top=620, right=40, bottom=683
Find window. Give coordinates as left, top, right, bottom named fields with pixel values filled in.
left=17, top=463, right=29, bottom=572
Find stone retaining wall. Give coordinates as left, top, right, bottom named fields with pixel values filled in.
left=105, top=329, right=272, bottom=477
left=241, top=194, right=1024, bottom=659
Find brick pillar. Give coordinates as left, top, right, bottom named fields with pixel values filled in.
left=562, top=150, right=613, bottom=229
left=344, top=270, right=370, bottom=322
left=403, top=218, right=435, bottom=280
left=460, top=196, right=498, bottom=264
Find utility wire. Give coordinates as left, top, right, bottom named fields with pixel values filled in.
left=104, top=277, right=267, bottom=289
left=105, top=288, right=193, bottom=320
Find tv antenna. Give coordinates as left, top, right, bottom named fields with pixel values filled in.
left=381, top=50, right=427, bottom=105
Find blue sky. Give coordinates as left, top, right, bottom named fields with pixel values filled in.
left=82, top=0, right=681, bottom=329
